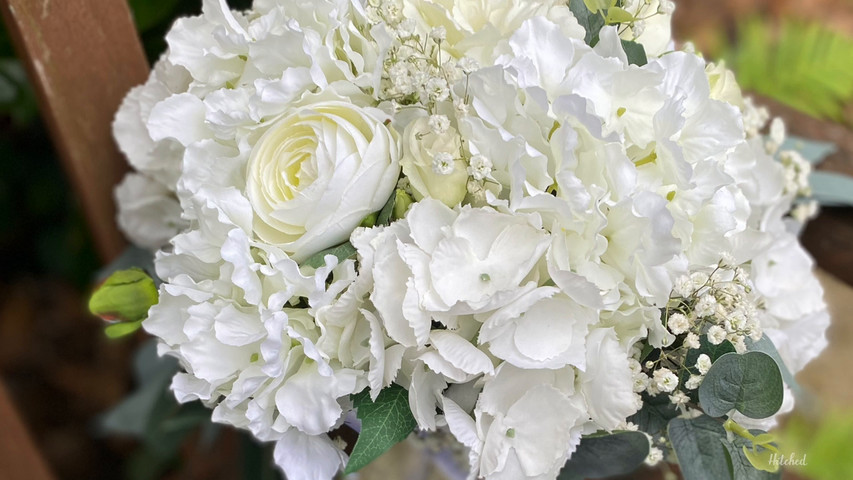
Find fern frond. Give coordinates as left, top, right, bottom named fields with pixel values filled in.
left=721, top=18, right=853, bottom=124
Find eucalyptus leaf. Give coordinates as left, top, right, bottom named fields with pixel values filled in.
left=99, top=365, right=174, bottom=437
left=620, top=40, right=648, bottom=66
left=809, top=170, right=853, bottom=207
left=344, top=385, right=417, bottom=474
left=745, top=336, right=802, bottom=398
left=687, top=337, right=736, bottom=366
left=698, top=352, right=783, bottom=419
left=99, top=341, right=178, bottom=436
left=134, top=339, right=178, bottom=385
left=302, top=242, right=357, bottom=269
left=569, top=0, right=606, bottom=46
left=669, top=415, right=732, bottom=480
left=376, top=189, right=397, bottom=226
left=629, top=393, right=678, bottom=438
left=680, top=338, right=736, bottom=403
left=94, top=245, right=158, bottom=284
left=779, top=135, right=837, bottom=165
left=558, top=430, right=649, bottom=479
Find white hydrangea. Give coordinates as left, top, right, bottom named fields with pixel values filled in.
left=112, top=0, right=830, bottom=478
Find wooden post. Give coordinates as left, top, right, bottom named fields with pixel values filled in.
left=0, top=0, right=150, bottom=263
left=0, top=1, right=149, bottom=478
left=0, top=382, right=55, bottom=480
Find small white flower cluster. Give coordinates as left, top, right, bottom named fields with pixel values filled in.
left=779, top=150, right=813, bottom=197
left=370, top=1, right=464, bottom=108
left=636, top=259, right=764, bottom=406
left=742, top=97, right=772, bottom=139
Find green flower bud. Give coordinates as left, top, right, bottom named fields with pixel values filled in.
left=89, top=268, right=158, bottom=325
left=392, top=189, right=414, bottom=220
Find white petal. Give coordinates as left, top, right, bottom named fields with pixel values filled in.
left=148, top=93, right=212, bottom=146
left=430, top=330, right=495, bottom=376
left=274, top=430, right=346, bottom=480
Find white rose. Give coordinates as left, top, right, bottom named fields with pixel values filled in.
left=246, top=101, right=401, bottom=262
left=401, top=116, right=468, bottom=207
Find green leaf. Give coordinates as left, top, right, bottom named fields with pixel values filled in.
left=630, top=393, right=679, bottom=438
left=302, top=242, right=357, bottom=269
left=344, top=385, right=417, bottom=474
left=570, top=0, right=606, bottom=46
left=95, top=246, right=158, bottom=285
left=745, top=336, right=802, bottom=398
left=639, top=343, right=655, bottom=362
left=360, top=212, right=378, bottom=228
left=105, top=319, right=144, bottom=338
left=128, top=0, right=182, bottom=32
left=89, top=268, right=158, bottom=323
left=687, top=337, right=736, bottom=366
left=558, top=430, right=649, bottom=479
left=99, top=342, right=177, bottom=437
left=809, top=171, right=853, bottom=207
left=722, top=436, right=782, bottom=479
left=581, top=0, right=610, bottom=13
left=620, top=40, right=648, bottom=66
left=779, top=135, right=837, bottom=165
left=780, top=410, right=853, bottom=480
left=606, top=7, right=635, bottom=24
left=698, top=352, right=784, bottom=419
left=376, top=190, right=397, bottom=226
left=679, top=338, right=736, bottom=403
left=721, top=18, right=853, bottom=122
left=669, top=415, right=733, bottom=480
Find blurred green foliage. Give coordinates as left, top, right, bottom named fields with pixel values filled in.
left=721, top=18, right=853, bottom=125
left=780, top=410, right=853, bottom=480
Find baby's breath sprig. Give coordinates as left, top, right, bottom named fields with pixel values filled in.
left=636, top=255, right=765, bottom=408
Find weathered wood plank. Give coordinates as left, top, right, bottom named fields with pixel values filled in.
left=0, top=0, right=149, bottom=263
left=0, top=381, right=54, bottom=480
left=0, top=1, right=149, bottom=477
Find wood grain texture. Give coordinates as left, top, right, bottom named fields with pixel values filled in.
left=0, top=382, right=54, bottom=480
left=0, top=0, right=148, bottom=477
left=0, top=0, right=149, bottom=263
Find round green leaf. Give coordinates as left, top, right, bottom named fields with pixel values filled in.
left=698, top=352, right=784, bottom=419
left=669, top=416, right=732, bottom=480
left=558, top=431, right=649, bottom=479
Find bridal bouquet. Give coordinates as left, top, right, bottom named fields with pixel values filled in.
left=94, top=0, right=830, bottom=478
